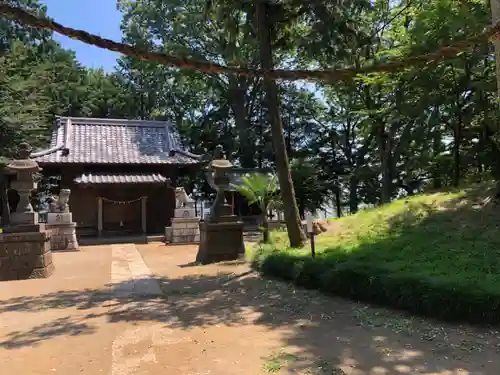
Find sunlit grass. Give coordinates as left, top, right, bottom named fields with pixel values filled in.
left=255, top=184, right=500, bottom=293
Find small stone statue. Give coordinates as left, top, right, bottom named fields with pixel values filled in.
left=175, top=187, right=194, bottom=208
left=49, top=189, right=71, bottom=213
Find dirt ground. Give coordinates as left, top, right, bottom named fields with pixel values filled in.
left=1, top=243, right=499, bottom=375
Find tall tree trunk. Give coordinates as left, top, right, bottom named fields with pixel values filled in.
left=262, top=212, right=270, bottom=243
left=431, top=128, right=443, bottom=189
left=348, top=176, right=358, bottom=214
left=490, top=0, right=500, bottom=195
left=298, top=201, right=305, bottom=220
left=335, top=187, right=342, bottom=218
left=377, top=124, right=392, bottom=204
left=452, top=124, right=461, bottom=187
left=492, top=0, right=500, bottom=102
left=229, top=77, right=255, bottom=168
left=452, top=92, right=463, bottom=187
left=256, top=1, right=306, bottom=247
left=285, top=112, right=293, bottom=158
left=258, top=109, right=264, bottom=169
left=363, top=79, right=391, bottom=204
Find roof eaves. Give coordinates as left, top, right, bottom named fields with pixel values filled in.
left=74, top=172, right=169, bottom=184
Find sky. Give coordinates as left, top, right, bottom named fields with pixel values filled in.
left=41, top=0, right=123, bottom=71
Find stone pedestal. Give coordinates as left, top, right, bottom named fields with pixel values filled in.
left=47, top=212, right=73, bottom=224
left=195, top=216, right=245, bottom=264
left=45, top=213, right=79, bottom=252
left=0, top=230, right=53, bottom=281
left=166, top=207, right=200, bottom=244
left=0, top=142, right=55, bottom=280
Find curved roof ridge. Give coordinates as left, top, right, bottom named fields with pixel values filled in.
left=58, top=116, right=173, bottom=127
left=30, top=117, right=68, bottom=158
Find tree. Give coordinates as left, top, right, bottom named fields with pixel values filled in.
left=117, top=0, right=261, bottom=162
left=290, top=158, right=331, bottom=217
left=0, top=41, right=53, bottom=157
left=0, top=0, right=50, bottom=52
left=7, top=0, right=500, bottom=230
left=255, top=1, right=306, bottom=247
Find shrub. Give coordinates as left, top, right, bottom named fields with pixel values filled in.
left=251, top=186, right=500, bottom=325
left=253, top=248, right=500, bottom=324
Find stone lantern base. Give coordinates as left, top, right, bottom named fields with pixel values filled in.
left=8, top=212, right=44, bottom=233
left=195, top=211, right=245, bottom=264
left=0, top=141, right=55, bottom=280
left=0, top=227, right=54, bottom=281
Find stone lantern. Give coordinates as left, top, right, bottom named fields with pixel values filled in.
left=207, top=156, right=234, bottom=221
left=0, top=142, right=54, bottom=281
left=195, top=146, right=244, bottom=264
left=5, top=142, right=41, bottom=229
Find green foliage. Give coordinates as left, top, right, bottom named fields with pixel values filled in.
left=0, top=0, right=50, bottom=51
left=233, top=173, right=281, bottom=242
left=290, top=157, right=330, bottom=215
left=0, top=41, right=53, bottom=157
left=233, top=174, right=281, bottom=213
left=0, top=40, right=135, bottom=159
left=252, top=184, right=500, bottom=324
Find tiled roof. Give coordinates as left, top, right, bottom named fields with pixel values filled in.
left=33, top=117, right=202, bottom=165
left=74, top=173, right=169, bottom=185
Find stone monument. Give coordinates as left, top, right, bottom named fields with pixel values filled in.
left=195, top=146, right=244, bottom=264
left=45, top=189, right=79, bottom=251
left=0, top=143, right=53, bottom=280
left=165, top=187, right=200, bottom=244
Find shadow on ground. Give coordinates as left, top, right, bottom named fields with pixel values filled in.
left=1, top=263, right=499, bottom=374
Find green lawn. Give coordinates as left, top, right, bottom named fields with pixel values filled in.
left=252, top=183, right=500, bottom=324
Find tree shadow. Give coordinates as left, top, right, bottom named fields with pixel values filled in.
left=1, top=316, right=95, bottom=349
left=1, top=261, right=498, bottom=374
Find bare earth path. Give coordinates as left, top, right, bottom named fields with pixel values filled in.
left=1, top=243, right=499, bottom=375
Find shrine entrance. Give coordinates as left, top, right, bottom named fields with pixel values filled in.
left=99, top=196, right=146, bottom=236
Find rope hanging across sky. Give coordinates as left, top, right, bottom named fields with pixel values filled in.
left=1, top=3, right=500, bottom=82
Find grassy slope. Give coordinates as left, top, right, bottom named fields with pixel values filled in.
left=253, top=183, right=500, bottom=323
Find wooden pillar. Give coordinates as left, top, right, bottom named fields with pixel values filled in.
left=97, top=197, right=103, bottom=236
left=141, top=196, right=147, bottom=234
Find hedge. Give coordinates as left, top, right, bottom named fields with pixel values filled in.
left=251, top=249, right=500, bottom=325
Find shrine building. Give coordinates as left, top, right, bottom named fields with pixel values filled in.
left=31, top=117, right=202, bottom=238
